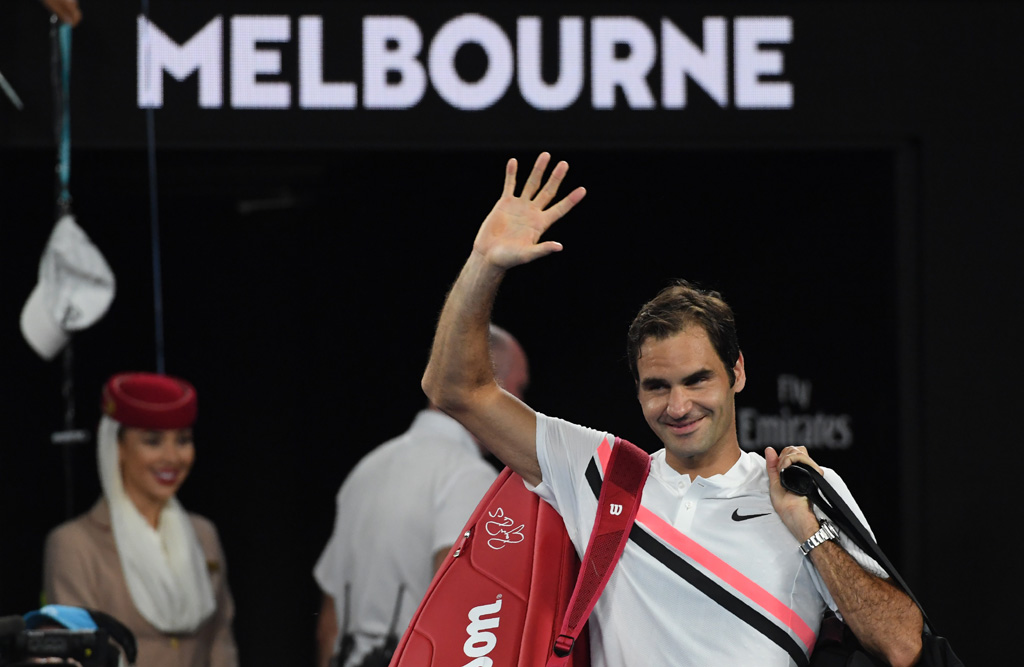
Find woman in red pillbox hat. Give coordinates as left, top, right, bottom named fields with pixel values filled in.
left=42, top=372, right=239, bottom=667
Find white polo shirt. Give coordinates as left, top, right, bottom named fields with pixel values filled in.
left=314, top=410, right=498, bottom=667
left=532, top=413, right=883, bottom=667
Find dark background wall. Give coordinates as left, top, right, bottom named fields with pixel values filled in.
left=2, top=2, right=1021, bottom=665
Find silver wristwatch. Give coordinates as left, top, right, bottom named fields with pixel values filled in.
left=799, top=519, right=839, bottom=556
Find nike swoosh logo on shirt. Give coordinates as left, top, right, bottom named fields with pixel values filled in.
left=731, top=509, right=771, bottom=522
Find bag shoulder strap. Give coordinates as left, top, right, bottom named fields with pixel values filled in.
left=547, top=437, right=651, bottom=665
left=782, top=463, right=936, bottom=634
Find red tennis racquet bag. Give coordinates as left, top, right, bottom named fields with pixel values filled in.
left=389, top=437, right=649, bottom=667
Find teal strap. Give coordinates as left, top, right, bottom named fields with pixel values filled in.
left=57, top=22, right=72, bottom=206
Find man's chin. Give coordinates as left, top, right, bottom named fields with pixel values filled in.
left=660, top=424, right=705, bottom=445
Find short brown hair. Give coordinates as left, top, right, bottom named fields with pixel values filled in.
left=626, top=280, right=740, bottom=385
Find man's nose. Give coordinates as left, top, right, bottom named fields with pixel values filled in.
left=666, top=387, right=692, bottom=418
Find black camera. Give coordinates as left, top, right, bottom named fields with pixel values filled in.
left=1, top=627, right=115, bottom=667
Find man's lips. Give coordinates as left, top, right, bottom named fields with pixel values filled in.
left=664, top=415, right=704, bottom=434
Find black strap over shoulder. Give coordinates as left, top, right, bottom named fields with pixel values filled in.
left=781, top=464, right=968, bottom=666
left=779, top=463, right=935, bottom=634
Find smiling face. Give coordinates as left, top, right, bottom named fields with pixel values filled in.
left=636, top=326, right=745, bottom=479
left=118, top=427, right=195, bottom=518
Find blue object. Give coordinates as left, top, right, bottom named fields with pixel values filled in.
left=23, top=604, right=97, bottom=631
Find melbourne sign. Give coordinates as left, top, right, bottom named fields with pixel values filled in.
left=137, top=13, right=794, bottom=111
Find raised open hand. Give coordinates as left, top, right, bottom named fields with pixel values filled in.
left=472, top=152, right=586, bottom=270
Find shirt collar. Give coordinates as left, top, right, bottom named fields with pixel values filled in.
left=649, top=448, right=759, bottom=490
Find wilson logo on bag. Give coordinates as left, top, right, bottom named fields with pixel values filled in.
left=462, top=597, right=502, bottom=667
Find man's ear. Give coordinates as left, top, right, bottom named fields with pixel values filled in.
left=732, top=351, right=746, bottom=392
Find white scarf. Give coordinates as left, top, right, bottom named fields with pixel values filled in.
left=97, top=416, right=216, bottom=633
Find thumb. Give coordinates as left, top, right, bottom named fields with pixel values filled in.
left=522, top=240, right=564, bottom=263
left=763, top=447, right=781, bottom=484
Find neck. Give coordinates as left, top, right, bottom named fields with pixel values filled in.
left=124, top=490, right=167, bottom=529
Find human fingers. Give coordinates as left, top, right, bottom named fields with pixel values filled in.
left=519, top=152, right=551, bottom=200
left=776, top=445, right=823, bottom=475
left=532, top=160, right=569, bottom=209
left=544, top=185, right=587, bottom=225
left=65, top=1, right=82, bottom=26
left=519, top=240, right=565, bottom=264
left=44, top=0, right=81, bottom=26
left=501, top=158, right=519, bottom=198
left=763, top=447, right=782, bottom=482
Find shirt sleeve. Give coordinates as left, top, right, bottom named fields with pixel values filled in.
left=818, top=467, right=887, bottom=579
left=808, top=467, right=888, bottom=612
left=313, top=486, right=346, bottom=598
left=530, top=413, right=612, bottom=544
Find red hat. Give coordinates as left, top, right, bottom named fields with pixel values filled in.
left=102, top=372, right=197, bottom=429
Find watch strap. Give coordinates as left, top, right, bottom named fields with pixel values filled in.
left=799, top=519, right=839, bottom=556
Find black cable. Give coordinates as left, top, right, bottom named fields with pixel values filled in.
left=140, top=0, right=166, bottom=374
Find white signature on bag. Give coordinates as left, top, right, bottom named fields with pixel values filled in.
left=485, top=508, right=525, bottom=549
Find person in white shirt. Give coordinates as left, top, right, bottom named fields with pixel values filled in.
left=314, top=325, right=529, bottom=667
left=421, top=152, right=924, bottom=667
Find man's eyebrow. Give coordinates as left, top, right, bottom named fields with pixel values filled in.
left=639, top=368, right=715, bottom=390
left=683, top=369, right=713, bottom=384
left=639, top=376, right=669, bottom=390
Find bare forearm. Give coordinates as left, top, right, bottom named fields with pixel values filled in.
left=810, top=541, right=923, bottom=667
left=422, top=251, right=503, bottom=410
left=316, top=595, right=338, bottom=667
left=421, top=252, right=541, bottom=482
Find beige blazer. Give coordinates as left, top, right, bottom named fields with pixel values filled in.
left=43, top=499, right=239, bottom=667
